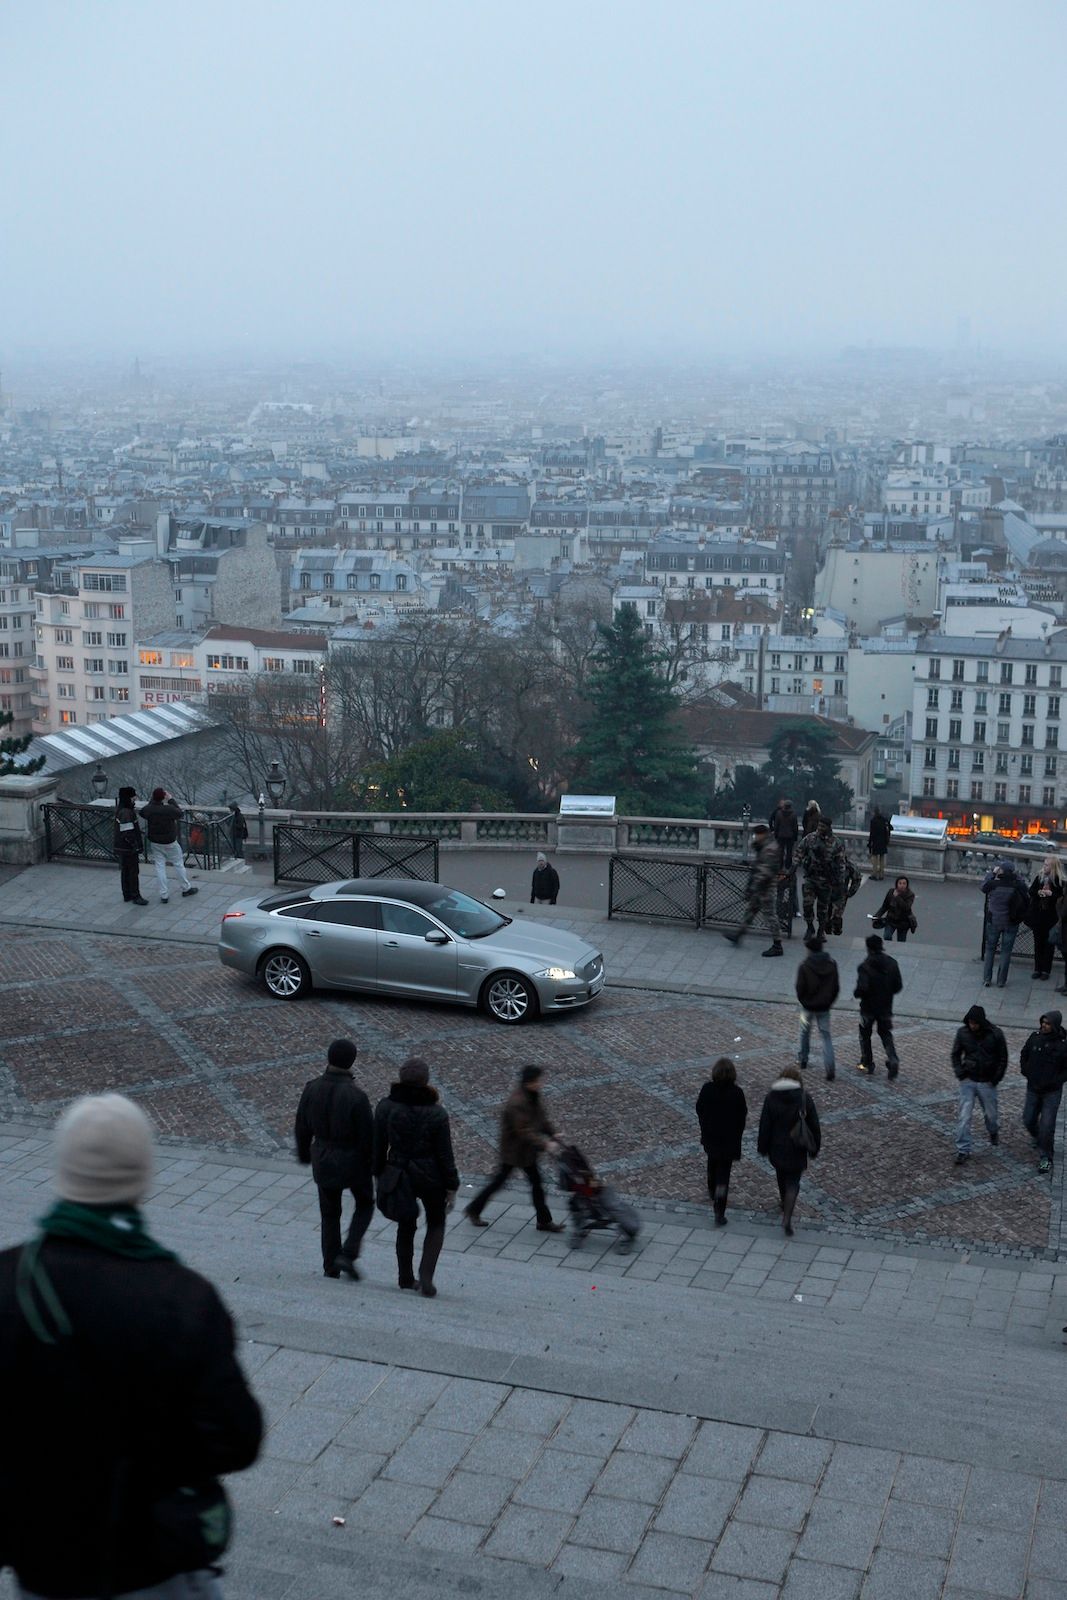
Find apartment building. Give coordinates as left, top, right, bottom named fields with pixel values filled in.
left=742, top=449, right=836, bottom=531
left=882, top=471, right=953, bottom=519
left=815, top=543, right=940, bottom=634
left=644, top=541, right=786, bottom=597
left=290, top=549, right=424, bottom=608
left=909, top=632, right=1067, bottom=834
left=133, top=625, right=330, bottom=709
left=734, top=630, right=849, bottom=718
left=158, top=516, right=285, bottom=631
left=0, top=556, right=34, bottom=736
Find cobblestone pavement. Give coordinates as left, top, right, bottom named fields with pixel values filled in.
left=0, top=917, right=1061, bottom=1257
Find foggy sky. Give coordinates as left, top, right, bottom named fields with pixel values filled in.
left=2, top=0, right=1064, bottom=361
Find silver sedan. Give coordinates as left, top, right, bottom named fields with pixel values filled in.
left=218, top=878, right=605, bottom=1024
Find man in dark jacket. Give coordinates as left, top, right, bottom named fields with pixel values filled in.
left=531, top=852, right=560, bottom=904
left=295, top=1038, right=375, bottom=1279
left=769, top=796, right=799, bottom=873
left=795, top=935, right=839, bottom=1080
left=139, top=786, right=198, bottom=902
left=867, top=807, right=892, bottom=880
left=114, top=784, right=148, bottom=906
left=0, top=1094, right=262, bottom=1600
left=1020, top=1010, right=1067, bottom=1173
left=227, top=800, right=249, bottom=860
left=951, top=1004, right=1008, bottom=1163
left=723, top=823, right=783, bottom=957
left=465, top=1065, right=564, bottom=1231
left=854, top=933, right=903, bottom=1078
left=981, top=861, right=1027, bottom=987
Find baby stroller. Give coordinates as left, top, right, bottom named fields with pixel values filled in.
left=557, top=1143, right=641, bottom=1252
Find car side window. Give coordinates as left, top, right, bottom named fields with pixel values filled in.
left=380, top=903, right=436, bottom=937
left=312, top=900, right=381, bottom=929
left=273, top=903, right=316, bottom=920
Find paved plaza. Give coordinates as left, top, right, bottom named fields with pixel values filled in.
left=2, top=860, right=1067, bottom=1598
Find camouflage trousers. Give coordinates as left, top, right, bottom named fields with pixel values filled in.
left=801, top=878, right=833, bottom=934
left=739, top=882, right=782, bottom=939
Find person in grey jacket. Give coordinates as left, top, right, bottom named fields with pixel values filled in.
left=981, top=861, right=1027, bottom=987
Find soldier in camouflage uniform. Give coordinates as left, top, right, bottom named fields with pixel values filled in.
left=723, top=823, right=784, bottom=957
left=830, top=852, right=863, bottom=936
left=798, top=817, right=846, bottom=940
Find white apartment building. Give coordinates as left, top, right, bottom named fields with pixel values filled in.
left=644, top=541, right=786, bottom=597
left=0, top=557, right=35, bottom=737
left=735, top=630, right=849, bottom=717
left=909, top=632, right=1067, bottom=834
left=815, top=544, right=940, bottom=634
left=133, top=625, right=329, bottom=709
left=883, top=472, right=953, bottom=520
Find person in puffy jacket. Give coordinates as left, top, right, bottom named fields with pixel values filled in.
left=951, top=1004, right=1007, bottom=1164
left=874, top=875, right=916, bottom=943
left=757, top=1065, right=821, bottom=1236
left=531, top=853, right=560, bottom=905
left=1020, top=1010, right=1067, bottom=1173
left=695, top=1057, right=748, bottom=1225
left=113, top=784, right=148, bottom=906
left=295, top=1038, right=375, bottom=1280
left=854, top=934, right=902, bottom=1078
left=373, top=1057, right=459, bottom=1296
left=981, top=862, right=1028, bottom=988
left=795, top=935, right=839, bottom=1080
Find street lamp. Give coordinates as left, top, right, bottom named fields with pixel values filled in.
left=265, top=759, right=286, bottom=805
left=90, top=763, right=108, bottom=799
left=257, top=791, right=267, bottom=853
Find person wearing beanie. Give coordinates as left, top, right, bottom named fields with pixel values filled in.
left=795, top=935, right=839, bottom=1081
left=1019, top=1010, right=1067, bottom=1174
left=374, top=1058, right=459, bottom=1296
left=951, top=1004, right=1008, bottom=1164
left=113, top=785, right=148, bottom=907
left=723, top=822, right=783, bottom=958
left=465, top=1065, right=564, bottom=1233
left=295, top=1039, right=375, bottom=1280
left=531, top=851, right=560, bottom=905
left=138, top=785, right=198, bottom=903
left=854, top=933, right=903, bottom=1079
left=0, top=1094, right=262, bottom=1600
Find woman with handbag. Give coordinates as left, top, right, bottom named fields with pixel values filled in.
left=373, top=1057, right=459, bottom=1297
left=1028, top=856, right=1063, bottom=980
left=757, top=1065, right=822, bottom=1237
left=872, top=875, right=916, bottom=943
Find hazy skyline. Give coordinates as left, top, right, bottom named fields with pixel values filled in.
left=2, top=0, right=1064, bottom=361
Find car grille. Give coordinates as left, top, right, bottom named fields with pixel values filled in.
left=582, top=955, right=603, bottom=981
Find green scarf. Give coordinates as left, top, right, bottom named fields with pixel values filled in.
left=16, top=1201, right=178, bottom=1347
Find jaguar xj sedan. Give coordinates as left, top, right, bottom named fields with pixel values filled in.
left=218, top=878, right=605, bottom=1024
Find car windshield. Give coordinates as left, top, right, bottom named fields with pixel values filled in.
left=422, top=889, right=507, bottom=939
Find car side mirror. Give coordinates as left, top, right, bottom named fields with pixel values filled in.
left=424, top=930, right=450, bottom=945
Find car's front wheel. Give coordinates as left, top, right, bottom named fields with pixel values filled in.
left=260, top=948, right=312, bottom=1001
left=482, top=971, right=538, bottom=1025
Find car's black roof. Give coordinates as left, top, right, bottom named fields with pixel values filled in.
left=329, top=878, right=446, bottom=905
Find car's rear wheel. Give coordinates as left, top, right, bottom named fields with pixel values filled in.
left=260, top=948, right=312, bottom=1001
left=482, top=971, right=538, bottom=1025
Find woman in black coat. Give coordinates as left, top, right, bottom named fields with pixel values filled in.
left=695, top=1058, right=748, bottom=1226
left=1028, top=857, right=1063, bottom=980
left=874, top=875, right=916, bottom=943
left=373, top=1057, right=459, bottom=1297
left=757, top=1065, right=821, bottom=1236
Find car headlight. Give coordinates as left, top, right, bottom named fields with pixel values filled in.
left=535, top=966, right=577, bottom=981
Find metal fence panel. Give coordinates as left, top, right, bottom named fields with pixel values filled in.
left=609, top=856, right=702, bottom=924
left=273, top=825, right=358, bottom=884
left=43, top=803, right=120, bottom=864
left=356, top=834, right=439, bottom=881
left=702, top=861, right=795, bottom=937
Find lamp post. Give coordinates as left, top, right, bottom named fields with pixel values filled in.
left=740, top=802, right=752, bottom=854
left=254, top=760, right=287, bottom=860
left=257, top=791, right=267, bottom=854
left=90, top=763, right=108, bottom=800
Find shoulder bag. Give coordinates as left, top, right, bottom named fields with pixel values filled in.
left=789, top=1088, right=818, bottom=1155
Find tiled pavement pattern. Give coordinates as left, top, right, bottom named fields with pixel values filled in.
left=0, top=914, right=1061, bottom=1255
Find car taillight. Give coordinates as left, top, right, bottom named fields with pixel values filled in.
left=222, top=911, right=245, bottom=922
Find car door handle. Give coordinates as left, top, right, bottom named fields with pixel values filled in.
left=383, top=940, right=399, bottom=947
left=305, top=929, right=321, bottom=937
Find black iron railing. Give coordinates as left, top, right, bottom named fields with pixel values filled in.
left=272, top=824, right=439, bottom=885
left=609, top=853, right=795, bottom=937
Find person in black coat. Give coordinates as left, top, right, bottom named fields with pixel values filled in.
left=295, top=1037, right=375, bottom=1280
left=1020, top=1010, right=1067, bottom=1172
left=854, top=934, right=903, bottom=1078
left=1027, top=858, right=1063, bottom=980
left=695, top=1057, right=748, bottom=1225
left=795, top=935, right=839, bottom=1080
left=951, top=1004, right=1007, bottom=1164
left=757, top=1065, right=822, bottom=1236
left=531, top=852, right=560, bottom=905
left=0, top=1093, right=262, bottom=1600
left=867, top=807, right=892, bottom=880
left=114, top=784, right=148, bottom=906
left=227, top=800, right=249, bottom=860
left=374, top=1056, right=460, bottom=1297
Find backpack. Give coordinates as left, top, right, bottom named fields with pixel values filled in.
left=1008, top=883, right=1029, bottom=926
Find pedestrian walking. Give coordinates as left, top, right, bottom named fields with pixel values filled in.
left=854, top=933, right=902, bottom=1078
left=373, top=1057, right=459, bottom=1296
left=801, top=798, right=821, bottom=837
left=113, top=784, right=148, bottom=906
left=981, top=861, right=1028, bottom=987
left=829, top=851, right=862, bottom=937
left=294, top=1038, right=375, bottom=1280
left=951, top=1004, right=1007, bottom=1164
left=227, top=800, right=249, bottom=860
left=1020, top=1010, right=1067, bottom=1174
left=867, top=806, right=892, bottom=880
left=0, top=1093, right=262, bottom=1600
left=531, top=852, right=560, bottom=905
left=695, top=1057, right=747, bottom=1225
left=465, top=1065, right=564, bottom=1231
left=139, top=786, right=199, bottom=903
left=1027, top=856, right=1063, bottom=980
left=769, top=796, right=799, bottom=873
left=723, top=822, right=783, bottom=956
left=797, top=816, right=846, bottom=939
left=872, top=875, right=916, bottom=943
left=795, top=934, right=839, bottom=1080
left=757, top=1065, right=821, bottom=1237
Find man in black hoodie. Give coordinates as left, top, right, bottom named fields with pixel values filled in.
left=854, top=933, right=903, bottom=1078
left=795, top=934, right=839, bottom=1080
left=295, top=1038, right=375, bottom=1279
left=951, top=1004, right=1007, bottom=1164
left=1020, top=1010, right=1067, bottom=1173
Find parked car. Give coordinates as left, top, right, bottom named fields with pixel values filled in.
left=218, top=878, right=605, bottom=1024
left=1014, top=837, right=1060, bottom=854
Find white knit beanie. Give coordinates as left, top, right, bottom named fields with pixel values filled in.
left=54, top=1094, right=155, bottom=1206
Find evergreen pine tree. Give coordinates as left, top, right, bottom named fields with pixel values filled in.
left=0, top=710, right=44, bottom=777
left=571, top=606, right=703, bottom=814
